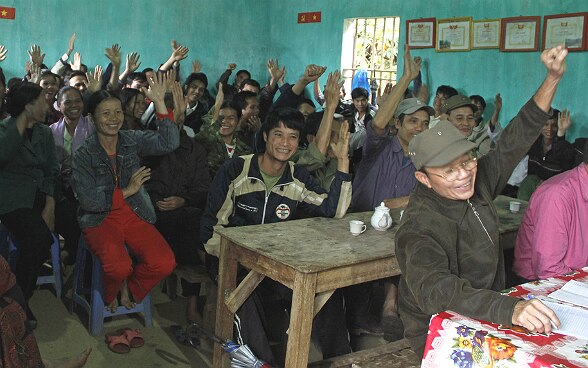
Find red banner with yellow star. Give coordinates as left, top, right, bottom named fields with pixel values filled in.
left=0, top=6, right=15, bottom=20
left=298, top=12, right=321, bottom=24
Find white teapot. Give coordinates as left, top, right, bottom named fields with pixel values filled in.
left=371, top=202, right=393, bottom=231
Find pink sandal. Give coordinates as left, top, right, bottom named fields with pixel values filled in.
left=117, top=328, right=144, bottom=348
left=105, top=333, right=131, bottom=354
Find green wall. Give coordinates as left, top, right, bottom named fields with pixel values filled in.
left=268, top=0, right=588, bottom=140
left=1, top=0, right=587, bottom=139
left=0, top=0, right=271, bottom=87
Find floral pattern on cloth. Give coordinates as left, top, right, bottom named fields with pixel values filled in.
left=422, top=267, right=588, bottom=368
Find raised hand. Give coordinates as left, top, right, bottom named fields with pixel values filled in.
left=123, top=166, right=151, bottom=198
left=279, top=67, right=287, bottom=86
left=247, top=116, right=262, bottom=131
left=105, top=44, right=122, bottom=67
left=495, top=93, right=502, bottom=112
left=171, top=40, right=189, bottom=61
left=267, top=58, right=285, bottom=82
left=541, top=45, right=568, bottom=79
left=324, top=70, right=343, bottom=109
left=303, top=64, right=327, bottom=83
left=0, top=45, right=7, bottom=62
left=377, top=82, right=395, bottom=106
left=125, top=52, right=141, bottom=73
left=70, top=52, right=82, bottom=71
left=192, top=60, right=202, bottom=73
left=557, top=109, right=571, bottom=135
left=171, top=81, right=187, bottom=124
left=227, top=63, right=237, bottom=71
left=402, top=45, right=421, bottom=80
left=330, top=121, right=350, bottom=161
left=141, top=72, right=170, bottom=115
left=164, top=69, right=177, bottom=92
left=67, top=33, right=76, bottom=54
left=27, top=62, right=41, bottom=84
left=28, top=44, right=45, bottom=67
left=86, top=65, right=103, bottom=93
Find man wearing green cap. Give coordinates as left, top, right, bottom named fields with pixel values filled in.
left=395, top=45, right=568, bottom=358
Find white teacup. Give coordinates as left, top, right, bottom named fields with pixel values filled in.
left=509, top=201, right=521, bottom=213
left=350, top=220, right=367, bottom=236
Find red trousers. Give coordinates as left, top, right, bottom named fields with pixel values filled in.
left=83, top=189, right=175, bottom=303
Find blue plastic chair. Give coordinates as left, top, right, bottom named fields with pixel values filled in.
left=0, top=224, right=62, bottom=298
left=71, top=237, right=153, bottom=336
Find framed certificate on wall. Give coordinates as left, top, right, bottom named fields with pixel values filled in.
left=543, top=13, right=587, bottom=51
left=472, top=19, right=501, bottom=49
left=500, top=16, right=541, bottom=52
left=406, top=18, right=436, bottom=48
left=436, top=17, right=472, bottom=52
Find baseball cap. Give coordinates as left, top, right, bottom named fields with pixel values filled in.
left=408, top=120, right=477, bottom=170
left=394, top=98, right=435, bottom=118
left=441, top=95, right=478, bottom=114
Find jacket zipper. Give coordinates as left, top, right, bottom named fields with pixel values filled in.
left=249, top=177, right=293, bottom=224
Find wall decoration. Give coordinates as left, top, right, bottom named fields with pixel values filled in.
left=543, top=12, right=587, bottom=51
left=436, top=17, right=472, bottom=52
left=406, top=18, right=436, bottom=48
left=0, top=6, right=15, bottom=20
left=500, top=16, right=541, bottom=52
left=472, top=19, right=501, bottom=49
left=298, top=12, right=321, bottom=24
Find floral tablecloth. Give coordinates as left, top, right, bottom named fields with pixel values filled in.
left=422, top=268, right=588, bottom=368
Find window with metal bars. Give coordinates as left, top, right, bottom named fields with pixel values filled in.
left=341, top=16, right=400, bottom=101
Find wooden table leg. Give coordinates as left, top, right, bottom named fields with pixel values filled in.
left=285, top=272, right=317, bottom=368
left=213, top=237, right=238, bottom=368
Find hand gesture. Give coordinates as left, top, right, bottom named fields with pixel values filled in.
left=227, top=63, right=237, bottom=70
left=105, top=44, right=122, bottom=67
left=171, top=40, right=189, bottom=62
left=141, top=72, right=169, bottom=105
left=69, top=52, right=82, bottom=71
left=0, top=45, right=7, bottom=62
left=125, top=52, right=141, bottom=73
left=495, top=93, right=502, bottom=112
left=278, top=67, right=287, bottom=86
left=164, top=68, right=177, bottom=92
left=192, top=60, right=201, bottom=73
left=125, top=166, right=151, bottom=197
left=28, top=44, right=45, bottom=67
left=215, top=82, right=225, bottom=106
left=67, top=33, right=76, bottom=54
left=377, top=82, right=394, bottom=106
left=402, top=45, right=421, bottom=80
left=27, top=62, right=41, bottom=84
left=541, top=45, right=568, bottom=79
left=86, top=65, right=103, bottom=93
left=303, top=64, right=327, bottom=83
left=156, top=196, right=186, bottom=211
left=512, top=299, right=559, bottom=335
left=247, top=116, right=262, bottom=131
left=171, top=81, right=187, bottom=124
left=557, top=109, right=571, bottom=134
left=330, top=121, right=350, bottom=160
left=267, top=58, right=285, bottom=82
left=324, top=70, right=343, bottom=109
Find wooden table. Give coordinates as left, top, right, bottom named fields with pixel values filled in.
left=213, top=212, right=400, bottom=368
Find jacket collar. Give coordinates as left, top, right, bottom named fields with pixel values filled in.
left=247, top=154, right=294, bottom=185
left=85, top=131, right=137, bottom=155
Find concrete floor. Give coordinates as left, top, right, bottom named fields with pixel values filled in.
left=30, top=269, right=386, bottom=368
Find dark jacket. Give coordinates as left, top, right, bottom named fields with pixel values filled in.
left=144, top=130, right=210, bottom=209
left=184, top=101, right=209, bottom=134
left=200, top=154, right=352, bottom=248
left=395, top=99, right=550, bottom=356
left=527, top=135, right=576, bottom=180
left=72, top=116, right=180, bottom=229
left=0, top=119, right=58, bottom=214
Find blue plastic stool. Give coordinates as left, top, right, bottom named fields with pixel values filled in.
left=71, top=237, right=153, bottom=336
left=0, top=224, right=62, bottom=298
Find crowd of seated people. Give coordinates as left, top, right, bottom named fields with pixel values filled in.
left=0, top=35, right=585, bottom=366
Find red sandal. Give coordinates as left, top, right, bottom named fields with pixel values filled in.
left=105, top=333, right=131, bottom=354
left=117, top=328, right=145, bottom=348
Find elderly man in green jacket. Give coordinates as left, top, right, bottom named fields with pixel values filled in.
left=395, top=46, right=568, bottom=358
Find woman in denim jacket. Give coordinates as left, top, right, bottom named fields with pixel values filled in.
left=72, top=73, right=179, bottom=312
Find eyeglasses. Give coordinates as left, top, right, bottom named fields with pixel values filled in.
left=427, top=157, right=477, bottom=182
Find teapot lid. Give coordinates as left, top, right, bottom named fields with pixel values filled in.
left=375, top=202, right=390, bottom=211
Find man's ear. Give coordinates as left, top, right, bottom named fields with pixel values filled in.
left=415, top=171, right=432, bottom=188
left=263, top=131, right=268, bottom=143
left=394, top=117, right=401, bottom=129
